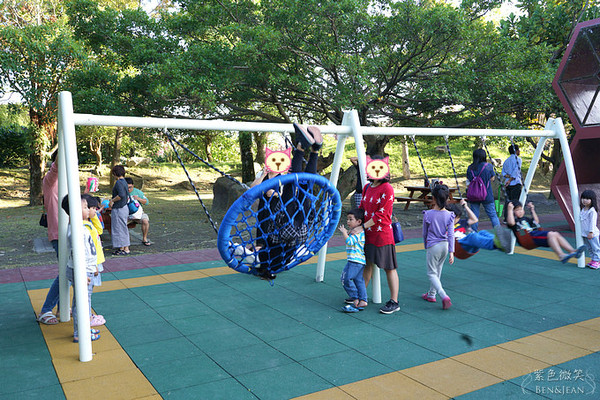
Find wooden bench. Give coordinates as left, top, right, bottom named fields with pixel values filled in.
left=395, top=195, right=465, bottom=209
left=395, top=196, right=432, bottom=209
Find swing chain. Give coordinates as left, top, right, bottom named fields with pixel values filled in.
left=409, top=135, right=430, bottom=187
left=482, top=136, right=508, bottom=204
left=164, top=129, right=220, bottom=236
left=443, top=135, right=463, bottom=198
left=164, top=129, right=249, bottom=190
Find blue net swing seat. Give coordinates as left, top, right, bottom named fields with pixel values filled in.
left=163, top=128, right=342, bottom=279
left=217, top=173, right=342, bottom=278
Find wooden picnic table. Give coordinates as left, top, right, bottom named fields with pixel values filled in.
left=395, top=185, right=462, bottom=210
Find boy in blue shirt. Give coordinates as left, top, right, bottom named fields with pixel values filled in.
left=339, top=209, right=367, bottom=312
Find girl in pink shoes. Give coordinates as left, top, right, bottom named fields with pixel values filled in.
left=422, top=183, right=455, bottom=310
left=580, top=190, right=600, bottom=269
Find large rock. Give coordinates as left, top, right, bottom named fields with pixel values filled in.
left=126, top=156, right=151, bottom=167
left=212, top=176, right=247, bottom=213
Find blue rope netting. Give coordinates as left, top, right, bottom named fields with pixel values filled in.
left=217, top=173, right=342, bottom=276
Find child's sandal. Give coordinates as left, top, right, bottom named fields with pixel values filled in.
left=73, top=332, right=101, bottom=343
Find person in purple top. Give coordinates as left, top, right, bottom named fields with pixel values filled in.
left=422, top=183, right=455, bottom=310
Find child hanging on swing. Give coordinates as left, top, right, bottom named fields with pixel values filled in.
left=447, top=199, right=513, bottom=255
left=249, top=123, right=323, bottom=280
left=506, top=200, right=585, bottom=263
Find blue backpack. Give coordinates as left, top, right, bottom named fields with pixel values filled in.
left=466, top=163, right=488, bottom=202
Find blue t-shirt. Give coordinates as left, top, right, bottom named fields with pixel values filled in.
left=466, top=163, right=494, bottom=203
left=112, top=178, right=129, bottom=209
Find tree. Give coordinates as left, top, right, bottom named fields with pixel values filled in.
left=0, top=0, right=86, bottom=204
left=164, top=0, right=554, bottom=149
left=65, top=0, right=559, bottom=188
left=499, top=0, right=600, bottom=182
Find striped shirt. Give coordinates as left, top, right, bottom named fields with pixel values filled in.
left=345, top=231, right=365, bottom=265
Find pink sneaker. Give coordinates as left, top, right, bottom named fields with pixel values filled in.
left=587, top=261, right=600, bottom=270
left=442, top=296, right=452, bottom=310
left=421, top=293, right=436, bottom=302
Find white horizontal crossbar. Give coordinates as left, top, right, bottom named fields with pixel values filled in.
left=72, top=113, right=555, bottom=138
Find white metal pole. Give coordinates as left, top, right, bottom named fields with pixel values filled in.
left=347, top=111, right=381, bottom=304
left=59, top=91, right=93, bottom=361
left=57, top=112, right=70, bottom=322
left=553, top=118, right=585, bottom=268
left=519, top=124, right=550, bottom=205
left=315, top=124, right=348, bottom=282
left=510, top=125, right=551, bottom=253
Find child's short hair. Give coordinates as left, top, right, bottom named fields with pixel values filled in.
left=447, top=203, right=462, bottom=218
left=348, top=208, right=365, bottom=223
left=511, top=200, right=523, bottom=208
left=508, top=144, right=519, bottom=154
left=125, top=177, right=134, bottom=185
left=83, top=194, right=99, bottom=209
left=61, top=194, right=87, bottom=216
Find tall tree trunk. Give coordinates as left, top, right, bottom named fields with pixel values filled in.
left=28, top=116, right=50, bottom=206
left=110, top=127, right=123, bottom=187
left=401, top=136, right=411, bottom=179
left=254, top=132, right=267, bottom=163
left=364, top=135, right=390, bottom=157
left=29, top=149, right=44, bottom=206
left=90, top=138, right=102, bottom=174
left=239, top=132, right=254, bottom=183
left=203, top=133, right=214, bottom=162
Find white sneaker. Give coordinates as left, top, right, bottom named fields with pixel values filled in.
left=232, top=243, right=256, bottom=264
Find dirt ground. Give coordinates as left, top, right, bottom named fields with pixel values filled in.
left=0, top=163, right=560, bottom=270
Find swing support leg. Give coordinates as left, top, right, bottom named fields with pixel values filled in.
left=315, top=130, right=347, bottom=282
left=316, top=111, right=382, bottom=304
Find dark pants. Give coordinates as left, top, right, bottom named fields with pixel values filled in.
left=257, top=150, right=318, bottom=275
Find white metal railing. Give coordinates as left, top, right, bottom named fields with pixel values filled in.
left=57, top=91, right=584, bottom=361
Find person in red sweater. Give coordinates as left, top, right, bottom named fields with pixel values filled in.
left=360, top=155, right=400, bottom=314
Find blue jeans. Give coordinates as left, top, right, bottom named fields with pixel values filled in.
left=341, top=261, right=367, bottom=302
left=469, top=201, right=500, bottom=232
left=584, top=236, right=600, bottom=261
left=66, top=267, right=94, bottom=338
left=40, top=240, right=60, bottom=315
left=459, top=230, right=496, bottom=253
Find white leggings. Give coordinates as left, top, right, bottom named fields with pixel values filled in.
left=426, top=241, right=448, bottom=299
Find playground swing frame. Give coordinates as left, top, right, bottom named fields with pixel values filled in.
left=57, top=91, right=584, bottom=362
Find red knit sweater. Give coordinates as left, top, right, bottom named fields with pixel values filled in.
left=360, top=182, right=395, bottom=246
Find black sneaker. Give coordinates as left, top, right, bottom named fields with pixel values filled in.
left=379, top=299, right=400, bottom=314
left=344, top=298, right=356, bottom=304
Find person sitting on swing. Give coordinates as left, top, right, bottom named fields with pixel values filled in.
left=506, top=200, right=585, bottom=263
left=448, top=199, right=512, bottom=254
left=250, top=123, right=323, bottom=279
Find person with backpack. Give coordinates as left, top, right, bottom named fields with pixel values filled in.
left=466, top=148, right=499, bottom=231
